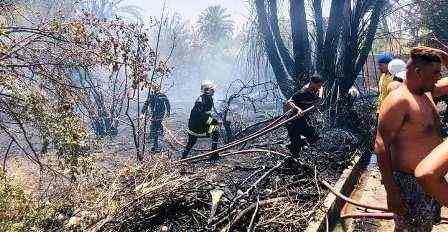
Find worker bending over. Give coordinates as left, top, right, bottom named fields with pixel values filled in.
left=285, top=74, right=323, bottom=155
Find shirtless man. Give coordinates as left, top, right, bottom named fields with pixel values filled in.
left=375, top=47, right=448, bottom=231
left=414, top=60, right=448, bottom=209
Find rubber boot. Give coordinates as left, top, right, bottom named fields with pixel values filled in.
left=181, top=150, right=189, bottom=159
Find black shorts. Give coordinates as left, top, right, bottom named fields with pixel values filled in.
left=286, top=117, right=319, bottom=144
left=392, top=171, right=441, bottom=231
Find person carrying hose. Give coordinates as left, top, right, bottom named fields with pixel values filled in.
left=181, top=80, right=220, bottom=160
left=284, top=74, right=323, bottom=155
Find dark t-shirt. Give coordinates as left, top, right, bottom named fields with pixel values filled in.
left=290, top=88, right=320, bottom=110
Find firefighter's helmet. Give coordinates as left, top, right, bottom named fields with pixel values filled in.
left=201, top=80, right=216, bottom=94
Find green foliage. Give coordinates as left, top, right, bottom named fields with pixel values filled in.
left=0, top=171, right=54, bottom=232
left=197, top=5, right=234, bottom=44
left=0, top=76, right=87, bottom=169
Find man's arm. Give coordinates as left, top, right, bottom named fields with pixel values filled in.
left=286, top=90, right=320, bottom=116
left=432, top=77, right=448, bottom=98
left=415, top=141, right=448, bottom=207
left=374, top=91, right=408, bottom=215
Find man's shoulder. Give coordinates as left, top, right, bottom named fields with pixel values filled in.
left=291, top=88, right=309, bottom=98
left=198, top=94, right=213, bottom=102
left=382, top=87, right=409, bottom=108
left=378, top=88, right=410, bottom=122
left=194, top=95, right=202, bottom=103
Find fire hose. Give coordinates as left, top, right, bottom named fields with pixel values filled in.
left=320, top=179, right=448, bottom=221
left=177, top=106, right=315, bottom=163
left=163, top=108, right=293, bottom=153
left=162, top=123, right=210, bottom=152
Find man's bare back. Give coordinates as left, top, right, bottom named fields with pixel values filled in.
left=387, top=86, right=442, bottom=173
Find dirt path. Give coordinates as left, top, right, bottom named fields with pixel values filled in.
left=334, top=157, right=448, bottom=232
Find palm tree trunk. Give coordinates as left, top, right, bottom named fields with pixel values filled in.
left=267, top=0, right=296, bottom=78
left=255, top=0, right=294, bottom=98
left=290, top=0, right=311, bottom=86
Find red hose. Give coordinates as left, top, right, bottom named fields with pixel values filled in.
left=320, top=180, right=388, bottom=211
left=322, top=180, right=448, bottom=222
left=177, top=106, right=315, bottom=163
left=341, top=212, right=448, bottom=221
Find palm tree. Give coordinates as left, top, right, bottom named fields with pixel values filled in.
left=79, top=0, right=143, bottom=22
left=197, top=5, right=234, bottom=44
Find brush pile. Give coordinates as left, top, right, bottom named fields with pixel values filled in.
left=2, top=97, right=376, bottom=232
left=61, top=99, right=375, bottom=232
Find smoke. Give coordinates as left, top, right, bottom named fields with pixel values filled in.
left=148, top=11, right=243, bottom=104
left=147, top=6, right=283, bottom=119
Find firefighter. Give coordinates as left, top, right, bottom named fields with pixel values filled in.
left=141, top=85, right=171, bottom=152
left=181, top=80, right=220, bottom=160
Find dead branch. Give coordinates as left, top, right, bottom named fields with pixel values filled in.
left=2, top=139, right=13, bottom=173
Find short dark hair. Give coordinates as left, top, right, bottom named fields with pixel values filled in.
left=310, top=74, right=324, bottom=84
left=410, top=47, right=442, bottom=68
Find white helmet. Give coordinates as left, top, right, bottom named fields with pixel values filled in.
left=201, top=80, right=216, bottom=92
left=388, top=59, right=406, bottom=76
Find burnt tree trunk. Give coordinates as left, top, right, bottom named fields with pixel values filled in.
left=290, top=0, right=312, bottom=86
left=255, top=0, right=295, bottom=98
left=255, top=0, right=386, bottom=108
left=267, top=0, right=296, bottom=78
